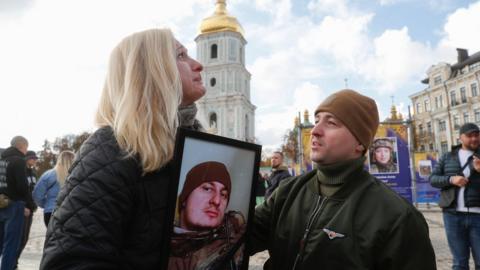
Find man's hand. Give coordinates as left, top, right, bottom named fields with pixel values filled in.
left=24, top=208, right=31, bottom=217
left=473, top=155, right=480, bottom=173
left=451, top=176, right=469, bottom=187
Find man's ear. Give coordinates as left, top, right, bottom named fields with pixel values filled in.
left=356, top=144, right=365, bottom=153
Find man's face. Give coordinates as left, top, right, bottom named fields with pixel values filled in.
left=460, top=131, right=480, bottom=151
left=18, top=143, right=28, bottom=155
left=271, top=153, right=283, bottom=168
left=374, top=147, right=391, bottom=165
left=26, top=159, right=36, bottom=168
left=310, top=112, right=360, bottom=165
left=181, top=181, right=228, bottom=231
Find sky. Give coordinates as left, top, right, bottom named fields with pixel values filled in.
left=1, top=0, right=480, bottom=152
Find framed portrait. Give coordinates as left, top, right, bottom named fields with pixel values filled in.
left=161, top=128, right=262, bottom=270
left=368, top=137, right=400, bottom=174
left=419, top=160, right=433, bottom=177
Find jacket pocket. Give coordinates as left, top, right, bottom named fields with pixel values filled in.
left=439, top=188, right=455, bottom=208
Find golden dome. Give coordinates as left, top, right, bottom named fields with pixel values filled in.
left=199, top=0, right=244, bottom=37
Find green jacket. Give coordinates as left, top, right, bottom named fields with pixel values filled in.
left=251, top=168, right=436, bottom=270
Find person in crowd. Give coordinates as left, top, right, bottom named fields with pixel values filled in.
left=369, top=138, right=398, bottom=173
left=33, top=150, right=75, bottom=227
left=16, top=150, right=39, bottom=268
left=169, top=161, right=246, bottom=270
left=0, top=136, right=34, bottom=270
left=255, top=172, right=267, bottom=205
left=250, top=89, right=436, bottom=270
left=40, top=28, right=206, bottom=269
left=430, top=122, right=480, bottom=270
left=264, top=151, right=291, bottom=199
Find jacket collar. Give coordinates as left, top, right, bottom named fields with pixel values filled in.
left=309, top=166, right=373, bottom=201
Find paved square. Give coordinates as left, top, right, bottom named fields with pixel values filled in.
left=17, top=206, right=474, bottom=269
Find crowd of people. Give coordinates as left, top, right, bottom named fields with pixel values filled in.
left=0, top=136, right=74, bottom=270
left=1, top=27, right=480, bottom=270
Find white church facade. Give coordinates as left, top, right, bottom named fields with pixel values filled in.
left=196, top=0, right=256, bottom=142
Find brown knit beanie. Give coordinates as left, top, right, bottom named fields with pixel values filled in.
left=315, top=89, right=379, bottom=150
left=179, top=161, right=232, bottom=205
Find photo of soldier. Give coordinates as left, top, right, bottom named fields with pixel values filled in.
left=168, top=161, right=246, bottom=270
left=419, top=160, right=433, bottom=177
left=369, top=137, right=399, bottom=174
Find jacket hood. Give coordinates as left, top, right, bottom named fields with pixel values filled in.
left=1, top=146, right=24, bottom=159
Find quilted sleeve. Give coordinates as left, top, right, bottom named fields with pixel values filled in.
left=40, top=133, right=138, bottom=270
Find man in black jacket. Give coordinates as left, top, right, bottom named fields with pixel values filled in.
left=16, top=150, right=39, bottom=268
left=430, top=122, right=480, bottom=269
left=264, top=151, right=291, bottom=199
left=251, top=89, right=436, bottom=270
left=0, top=136, right=32, bottom=270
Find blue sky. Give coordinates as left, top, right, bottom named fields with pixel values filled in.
left=0, top=0, right=479, bottom=152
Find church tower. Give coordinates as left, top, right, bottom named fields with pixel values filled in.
left=196, top=0, right=256, bottom=142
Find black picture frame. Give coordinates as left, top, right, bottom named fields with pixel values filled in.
left=161, top=128, right=262, bottom=270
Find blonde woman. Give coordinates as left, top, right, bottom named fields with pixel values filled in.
left=33, top=150, right=75, bottom=227
left=40, top=28, right=206, bottom=270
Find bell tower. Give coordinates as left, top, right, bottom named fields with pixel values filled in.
left=195, top=0, right=256, bottom=142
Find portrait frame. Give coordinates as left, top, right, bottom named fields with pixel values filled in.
left=161, top=128, right=262, bottom=270
left=418, top=160, right=433, bottom=178
left=368, top=136, right=400, bottom=174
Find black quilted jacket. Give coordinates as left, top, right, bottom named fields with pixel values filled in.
left=430, top=144, right=480, bottom=209
left=40, top=126, right=173, bottom=270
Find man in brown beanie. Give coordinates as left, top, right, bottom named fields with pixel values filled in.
left=169, top=161, right=246, bottom=270
left=250, top=89, right=436, bottom=270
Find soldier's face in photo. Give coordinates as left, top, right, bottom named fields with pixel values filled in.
left=374, top=147, right=391, bottom=165
left=181, top=181, right=229, bottom=230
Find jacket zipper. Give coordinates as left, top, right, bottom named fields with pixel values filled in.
left=292, top=195, right=327, bottom=270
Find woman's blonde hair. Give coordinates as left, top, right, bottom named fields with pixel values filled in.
left=55, top=150, right=75, bottom=186
left=95, top=28, right=182, bottom=173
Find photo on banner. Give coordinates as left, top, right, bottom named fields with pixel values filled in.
left=161, top=128, right=262, bottom=270
left=367, top=124, right=413, bottom=202
left=368, top=137, right=400, bottom=174
left=419, top=160, right=433, bottom=177
left=414, top=152, right=440, bottom=203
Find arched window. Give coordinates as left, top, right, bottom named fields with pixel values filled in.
left=210, top=78, right=216, bottom=87
left=211, top=44, right=218, bottom=59
left=209, top=113, right=217, bottom=129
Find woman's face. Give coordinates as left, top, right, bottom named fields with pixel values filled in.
left=374, top=147, right=391, bottom=165
left=175, top=40, right=206, bottom=106
left=180, top=181, right=229, bottom=231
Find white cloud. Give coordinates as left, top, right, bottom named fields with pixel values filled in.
left=256, top=82, right=325, bottom=150
left=0, top=0, right=211, bottom=150
left=297, top=13, right=373, bottom=70
left=1, top=0, right=479, bottom=152
left=361, top=27, right=434, bottom=93
left=308, top=0, right=349, bottom=16
left=439, top=1, right=480, bottom=53
left=254, top=0, right=292, bottom=22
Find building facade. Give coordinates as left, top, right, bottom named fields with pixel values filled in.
left=410, top=48, right=480, bottom=154
left=195, top=0, right=256, bottom=142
